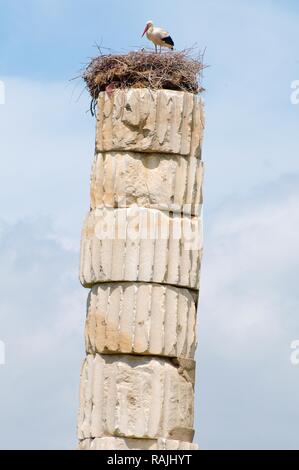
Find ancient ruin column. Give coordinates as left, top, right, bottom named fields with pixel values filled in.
left=77, top=86, right=204, bottom=450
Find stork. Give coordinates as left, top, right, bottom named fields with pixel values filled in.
left=141, top=20, right=174, bottom=53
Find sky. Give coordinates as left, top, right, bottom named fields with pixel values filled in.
left=0, top=0, right=299, bottom=450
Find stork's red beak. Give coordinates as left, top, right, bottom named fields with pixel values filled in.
left=141, top=25, right=148, bottom=37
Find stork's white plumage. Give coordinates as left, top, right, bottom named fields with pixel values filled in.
left=142, top=20, right=174, bottom=53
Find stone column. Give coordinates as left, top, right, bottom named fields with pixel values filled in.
left=77, top=88, right=204, bottom=450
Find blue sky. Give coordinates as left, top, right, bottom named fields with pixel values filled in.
left=0, top=0, right=298, bottom=450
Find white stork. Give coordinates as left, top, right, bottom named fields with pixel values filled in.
left=141, top=20, right=174, bottom=53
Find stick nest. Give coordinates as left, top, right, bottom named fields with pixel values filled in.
left=83, top=50, right=205, bottom=101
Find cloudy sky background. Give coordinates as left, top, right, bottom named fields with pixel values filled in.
left=0, top=0, right=298, bottom=449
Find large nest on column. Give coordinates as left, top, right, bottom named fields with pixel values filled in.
left=83, top=50, right=205, bottom=102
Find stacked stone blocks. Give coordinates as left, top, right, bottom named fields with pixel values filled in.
left=78, top=88, right=204, bottom=450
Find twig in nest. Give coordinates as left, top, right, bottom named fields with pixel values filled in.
left=82, top=49, right=206, bottom=102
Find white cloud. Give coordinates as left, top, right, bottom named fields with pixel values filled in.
left=197, top=175, right=299, bottom=449
left=0, top=216, right=86, bottom=450
left=0, top=77, right=93, bottom=234
left=0, top=78, right=92, bottom=449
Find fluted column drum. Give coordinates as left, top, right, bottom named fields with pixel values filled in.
left=78, top=87, right=204, bottom=450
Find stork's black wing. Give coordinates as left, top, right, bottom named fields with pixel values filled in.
left=162, top=35, right=174, bottom=47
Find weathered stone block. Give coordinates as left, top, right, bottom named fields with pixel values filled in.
left=85, top=283, right=198, bottom=358
left=90, top=152, right=204, bottom=216
left=79, top=437, right=199, bottom=450
left=96, top=89, right=204, bottom=156
left=80, top=208, right=202, bottom=290
left=78, top=355, right=195, bottom=441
